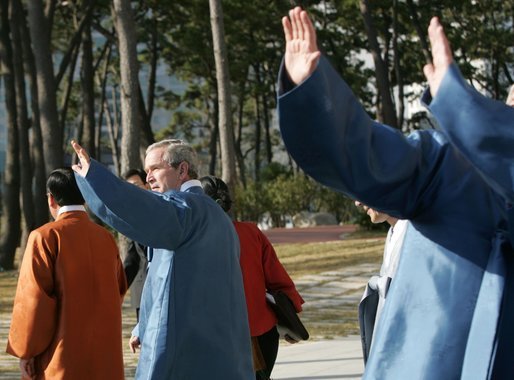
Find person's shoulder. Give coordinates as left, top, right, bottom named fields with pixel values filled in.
left=234, top=221, right=266, bottom=238
left=87, top=221, right=116, bottom=238
left=27, top=219, right=65, bottom=246
left=234, top=221, right=259, bottom=230
left=32, top=219, right=63, bottom=235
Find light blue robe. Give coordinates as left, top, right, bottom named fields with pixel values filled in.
left=277, top=56, right=512, bottom=379
left=75, top=160, right=253, bottom=380
left=423, top=63, right=514, bottom=378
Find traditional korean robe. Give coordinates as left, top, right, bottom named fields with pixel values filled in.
left=423, top=63, right=514, bottom=378
left=6, top=210, right=126, bottom=380
left=277, top=56, right=513, bottom=379
left=75, top=161, right=253, bottom=380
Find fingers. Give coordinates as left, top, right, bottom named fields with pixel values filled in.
left=423, top=63, right=434, bottom=82
left=71, top=140, right=91, bottom=164
left=294, top=7, right=304, bottom=41
left=300, top=9, right=317, bottom=50
left=282, top=16, right=292, bottom=42
left=129, top=336, right=140, bottom=353
left=427, top=17, right=452, bottom=68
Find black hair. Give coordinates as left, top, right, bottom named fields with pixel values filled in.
left=46, top=167, right=85, bottom=206
left=199, top=175, right=233, bottom=212
left=122, top=168, right=147, bottom=183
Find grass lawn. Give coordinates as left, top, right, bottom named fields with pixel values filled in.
left=0, top=230, right=385, bottom=378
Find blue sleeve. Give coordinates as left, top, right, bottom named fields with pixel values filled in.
left=277, top=56, right=448, bottom=219
left=75, top=160, right=188, bottom=249
left=426, top=63, right=514, bottom=203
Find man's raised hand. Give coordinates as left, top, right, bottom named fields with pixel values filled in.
left=282, top=7, right=321, bottom=85
left=423, top=17, right=453, bottom=98
left=71, top=140, right=91, bottom=177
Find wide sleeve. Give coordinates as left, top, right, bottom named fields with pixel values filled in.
left=277, top=56, right=448, bottom=219
left=75, top=160, right=189, bottom=249
left=259, top=229, right=304, bottom=312
left=425, top=63, right=514, bottom=204
left=6, top=231, right=57, bottom=359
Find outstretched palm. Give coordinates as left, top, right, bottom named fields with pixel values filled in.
left=71, top=140, right=91, bottom=177
left=282, top=7, right=321, bottom=85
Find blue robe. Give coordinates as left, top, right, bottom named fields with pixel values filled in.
left=277, top=56, right=513, bottom=379
left=423, top=64, right=514, bottom=378
left=75, top=161, right=253, bottom=380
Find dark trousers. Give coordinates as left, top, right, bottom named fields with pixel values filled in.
left=256, top=326, right=279, bottom=380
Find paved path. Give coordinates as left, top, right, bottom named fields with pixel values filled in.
left=273, top=337, right=363, bottom=379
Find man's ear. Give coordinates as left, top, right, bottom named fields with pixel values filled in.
left=178, top=161, right=189, bottom=179
left=48, top=194, right=58, bottom=209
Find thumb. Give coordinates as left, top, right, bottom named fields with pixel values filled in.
left=423, top=63, right=434, bottom=83
left=71, top=164, right=81, bottom=173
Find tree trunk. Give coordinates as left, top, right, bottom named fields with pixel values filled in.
left=60, top=39, right=81, bottom=144
left=26, top=0, right=63, bottom=174
left=0, top=0, right=21, bottom=269
left=146, top=19, right=158, bottom=122
left=208, top=94, right=219, bottom=175
left=254, top=63, right=272, bottom=164
left=235, top=81, right=246, bottom=187
left=18, top=0, right=47, bottom=227
left=11, top=0, right=35, bottom=252
left=95, top=43, right=112, bottom=159
left=209, top=0, right=237, bottom=194
left=138, top=83, right=154, bottom=152
left=253, top=94, right=261, bottom=181
left=405, top=0, right=431, bottom=65
left=81, top=20, right=96, bottom=155
left=105, top=88, right=121, bottom=175
left=392, top=0, right=404, bottom=128
left=359, top=0, right=398, bottom=128
left=112, top=0, right=141, bottom=173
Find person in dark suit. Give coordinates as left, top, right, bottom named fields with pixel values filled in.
left=122, top=168, right=150, bottom=321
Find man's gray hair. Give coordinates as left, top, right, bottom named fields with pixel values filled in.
left=146, top=139, right=199, bottom=179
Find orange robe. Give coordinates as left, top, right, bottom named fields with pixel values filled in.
left=6, top=210, right=127, bottom=380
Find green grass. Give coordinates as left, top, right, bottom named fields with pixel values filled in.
left=275, top=234, right=385, bottom=277
left=0, top=230, right=385, bottom=377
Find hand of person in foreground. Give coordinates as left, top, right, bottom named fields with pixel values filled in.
left=285, top=334, right=299, bottom=344
left=70, top=140, right=91, bottom=177
left=423, top=17, right=453, bottom=97
left=20, top=358, right=35, bottom=379
left=282, top=6, right=321, bottom=85
left=129, top=335, right=141, bottom=353
left=506, top=85, right=514, bottom=107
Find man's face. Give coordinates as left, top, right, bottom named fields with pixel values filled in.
left=354, top=201, right=390, bottom=224
left=144, top=147, right=181, bottom=193
left=126, top=174, right=148, bottom=190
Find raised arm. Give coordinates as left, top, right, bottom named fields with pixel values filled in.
left=422, top=20, right=514, bottom=203
left=71, top=141, right=189, bottom=249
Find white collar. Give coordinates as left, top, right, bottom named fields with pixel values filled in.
left=57, top=205, right=87, bottom=216
left=180, top=179, right=201, bottom=192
